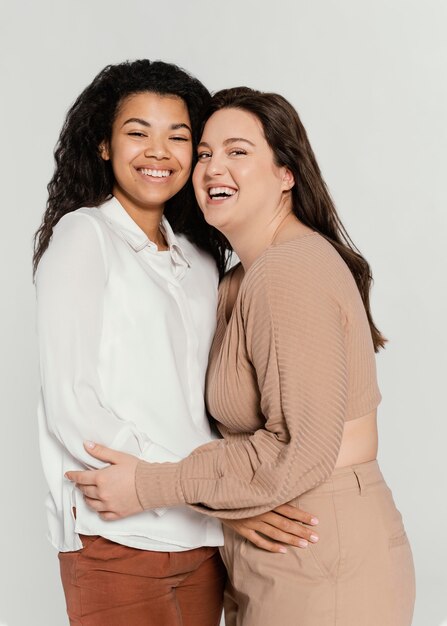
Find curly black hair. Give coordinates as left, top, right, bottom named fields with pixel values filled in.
left=33, top=59, right=229, bottom=277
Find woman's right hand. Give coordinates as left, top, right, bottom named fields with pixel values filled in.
left=221, top=503, right=319, bottom=553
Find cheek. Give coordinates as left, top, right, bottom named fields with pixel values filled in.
left=192, top=165, right=204, bottom=192
left=110, top=141, right=138, bottom=173
left=175, top=145, right=193, bottom=174
left=246, top=163, right=280, bottom=197
left=237, top=157, right=265, bottom=179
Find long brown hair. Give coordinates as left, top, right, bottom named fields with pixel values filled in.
left=204, top=87, right=386, bottom=351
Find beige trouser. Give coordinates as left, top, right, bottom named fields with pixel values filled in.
left=220, top=460, right=415, bottom=626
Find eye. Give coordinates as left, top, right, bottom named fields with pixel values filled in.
left=229, top=148, right=247, bottom=156
left=170, top=136, right=190, bottom=142
left=127, top=131, right=146, bottom=137
left=197, top=151, right=212, bottom=160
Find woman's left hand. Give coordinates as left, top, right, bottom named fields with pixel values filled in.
left=221, top=504, right=319, bottom=553
left=65, top=442, right=143, bottom=520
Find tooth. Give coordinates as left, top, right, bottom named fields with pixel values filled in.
left=141, top=169, right=171, bottom=177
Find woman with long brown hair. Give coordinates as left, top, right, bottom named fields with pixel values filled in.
left=67, top=86, right=416, bottom=625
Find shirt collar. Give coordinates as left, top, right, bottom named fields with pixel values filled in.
left=98, top=196, right=191, bottom=269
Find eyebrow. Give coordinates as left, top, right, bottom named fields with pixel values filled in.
left=122, top=118, right=192, bottom=133
left=198, top=137, right=256, bottom=148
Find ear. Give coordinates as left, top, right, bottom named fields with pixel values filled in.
left=99, top=142, right=110, bottom=161
left=282, top=167, right=295, bottom=191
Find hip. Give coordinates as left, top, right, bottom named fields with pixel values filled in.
left=221, top=460, right=415, bottom=586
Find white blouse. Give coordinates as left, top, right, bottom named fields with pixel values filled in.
left=36, top=196, right=223, bottom=552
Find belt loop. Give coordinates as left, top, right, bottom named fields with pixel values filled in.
left=353, top=467, right=367, bottom=496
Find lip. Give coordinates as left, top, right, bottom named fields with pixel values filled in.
left=135, top=166, right=175, bottom=184
left=206, top=183, right=238, bottom=193
left=205, top=183, right=239, bottom=205
left=205, top=190, right=239, bottom=206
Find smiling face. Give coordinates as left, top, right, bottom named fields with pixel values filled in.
left=192, top=107, right=294, bottom=237
left=101, top=92, right=193, bottom=215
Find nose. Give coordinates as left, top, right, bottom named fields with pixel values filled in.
left=204, top=154, right=226, bottom=178
left=144, top=135, right=170, bottom=160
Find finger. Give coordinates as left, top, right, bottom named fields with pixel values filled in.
left=261, top=513, right=319, bottom=543
left=65, top=470, right=98, bottom=485
left=76, top=484, right=100, bottom=500
left=99, top=512, right=120, bottom=521
left=83, top=495, right=108, bottom=512
left=83, top=441, right=128, bottom=465
left=257, top=522, right=311, bottom=548
left=274, top=503, right=319, bottom=526
left=244, top=530, right=288, bottom=554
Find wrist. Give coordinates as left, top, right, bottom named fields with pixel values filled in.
left=135, top=460, right=184, bottom=510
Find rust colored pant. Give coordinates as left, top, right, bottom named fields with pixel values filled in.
left=59, top=536, right=225, bottom=626
left=221, top=460, right=415, bottom=626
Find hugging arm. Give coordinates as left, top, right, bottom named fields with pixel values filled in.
left=133, top=253, right=347, bottom=517
left=68, top=252, right=346, bottom=546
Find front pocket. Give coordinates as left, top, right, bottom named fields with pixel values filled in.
left=76, top=534, right=103, bottom=560
left=304, top=527, right=343, bottom=583
left=294, top=494, right=341, bottom=582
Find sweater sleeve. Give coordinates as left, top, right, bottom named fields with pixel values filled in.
left=135, top=248, right=348, bottom=517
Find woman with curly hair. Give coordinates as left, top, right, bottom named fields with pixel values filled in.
left=68, top=87, right=416, bottom=626
left=35, top=61, right=317, bottom=626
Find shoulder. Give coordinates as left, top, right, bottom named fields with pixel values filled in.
left=240, top=234, right=356, bottom=326
left=53, top=207, right=107, bottom=240
left=268, top=233, right=348, bottom=280
left=37, top=208, right=107, bottom=280
left=246, top=234, right=352, bottom=295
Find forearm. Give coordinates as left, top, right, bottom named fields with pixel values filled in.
left=134, top=427, right=341, bottom=518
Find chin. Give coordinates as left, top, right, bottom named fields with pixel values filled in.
left=205, top=212, right=232, bottom=234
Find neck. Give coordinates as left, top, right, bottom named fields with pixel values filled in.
left=113, top=188, right=167, bottom=247
left=227, top=206, right=295, bottom=271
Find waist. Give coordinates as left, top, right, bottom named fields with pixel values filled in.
left=335, top=410, right=378, bottom=468
left=45, top=478, right=223, bottom=553
left=297, top=459, right=385, bottom=498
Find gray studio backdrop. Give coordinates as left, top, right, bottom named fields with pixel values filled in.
left=1, top=1, right=446, bottom=625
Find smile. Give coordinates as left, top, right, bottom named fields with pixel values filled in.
left=138, top=168, right=173, bottom=178
left=208, top=186, right=237, bottom=199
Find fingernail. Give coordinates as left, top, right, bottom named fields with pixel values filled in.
left=311, top=517, right=319, bottom=525
left=310, top=534, right=319, bottom=543
left=298, top=539, right=308, bottom=548
left=85, top=441, right=95, bottom=449
left=279, top=547, right=288, bottom=554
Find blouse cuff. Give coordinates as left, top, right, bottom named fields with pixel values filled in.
left=135, top=460, right=185, bottom=510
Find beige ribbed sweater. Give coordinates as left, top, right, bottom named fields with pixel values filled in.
left=135, top=233, right=381, bottom=518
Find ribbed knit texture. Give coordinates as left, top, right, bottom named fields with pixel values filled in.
left=135, top=233, right=381, bottom=517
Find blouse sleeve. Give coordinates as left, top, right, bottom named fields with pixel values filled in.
left=36, top=212, right=182, bottom=472
left=135, top=249, right=348, bottom=517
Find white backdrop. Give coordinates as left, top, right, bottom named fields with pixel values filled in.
left=0, top=1, right=446, bottom=624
